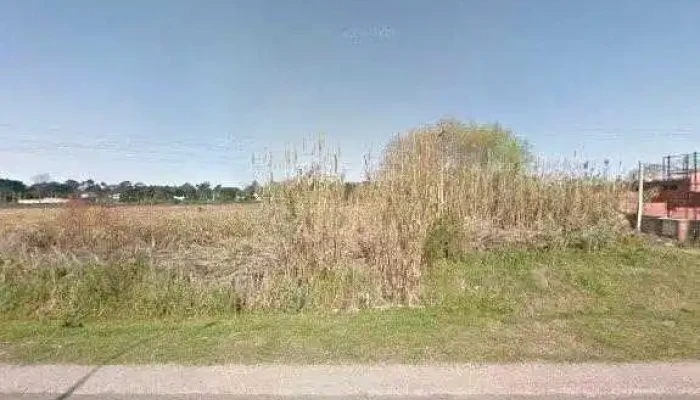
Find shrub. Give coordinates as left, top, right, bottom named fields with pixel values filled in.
left=0, top=119, right=628, bottom=315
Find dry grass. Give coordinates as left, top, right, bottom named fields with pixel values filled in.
left=0, top=120, right=632, bottom=317
left=255, top=121, right=628, bottom=306
left=2, top=243, right=698, bottom=363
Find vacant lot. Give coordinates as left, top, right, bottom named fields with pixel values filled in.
left=1, top=122, right=696, bottom=363
left=0, top=242, right=698, bottom=364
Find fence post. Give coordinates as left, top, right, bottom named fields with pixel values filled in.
left=636, top=161, right=645, bottom=232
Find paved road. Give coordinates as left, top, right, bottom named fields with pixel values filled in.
left=1, top=363, right=699, bottom=399
left=2, top=396, right=700, bottom=400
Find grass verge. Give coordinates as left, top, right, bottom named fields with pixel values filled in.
left=0, top=310, right=697, bottom=364
left=1, top=242, right=698, bottom=364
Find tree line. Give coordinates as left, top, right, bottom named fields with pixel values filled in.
left=0, top=176, right=260, bottom=204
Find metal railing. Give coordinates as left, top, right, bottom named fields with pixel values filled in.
left=663, top=152, right=699, bottom=181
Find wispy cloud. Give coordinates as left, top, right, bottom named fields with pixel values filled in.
left=341, top=26, right=396, bottom=44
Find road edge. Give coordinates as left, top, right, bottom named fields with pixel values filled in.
left=1, top=363, right=699, bottom=397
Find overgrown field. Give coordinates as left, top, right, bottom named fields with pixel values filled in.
left=1, top=242, right=698, bottom=363
left=0, top=120, right=641, bottom=320
left=1, top=120, right=698, bottom=362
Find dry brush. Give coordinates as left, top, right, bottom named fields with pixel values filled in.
left=0, top=120, right=630, bottom=319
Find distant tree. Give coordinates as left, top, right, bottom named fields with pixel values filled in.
left=213, top=184, right=222, bottom=202
left=64, top=180, right=80, bottom=193
left=118, top=181, right=133, bottom=191
left=243, top=180, right=260, bottom=201
left=196, top=182, right=212, bottom=201
left=178, top=183, right=196, bottom=199
left=91, top=179, right=102, bottom=192
left=28, top=181, right=72, bottom=198
left=152, top=186, right=173, bottom=202
left=0, top=178, right=27, bottom=193
left=217, top=186, right=241, bottom=202
left=119, top=188, right=139, bottom=203
left=0, top=176, right=255, bottom=204
left=381, top=118, right=531, bottom=177
left=120, top=182, right=151, bottom=203
left=174, top=182, right=197, bottom=201
left=0, top=178, right=27, bottom=202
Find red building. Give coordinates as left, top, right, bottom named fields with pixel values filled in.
left=643, top=153, right=700, bottom=220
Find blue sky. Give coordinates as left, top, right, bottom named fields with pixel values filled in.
left=1, top=0, right=699, bottom=186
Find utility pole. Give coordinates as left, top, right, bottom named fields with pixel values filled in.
left=636, top=161, right=644, bottom=232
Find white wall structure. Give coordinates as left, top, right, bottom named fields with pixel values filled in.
left=17, top=198, right=70, bottom=205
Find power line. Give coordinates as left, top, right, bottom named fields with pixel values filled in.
left=1, top=137, right=254, bottom=152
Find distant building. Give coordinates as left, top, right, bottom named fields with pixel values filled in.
left=18, top=198, right=70, bottom=205
left=77, top=192, right=97, bottom=203
left=641, top=152, right=700, bottom=220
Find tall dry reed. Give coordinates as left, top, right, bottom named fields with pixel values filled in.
left=258, top=121, right=628, bottom=306
left=0, top=120, right=629, bottom=316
